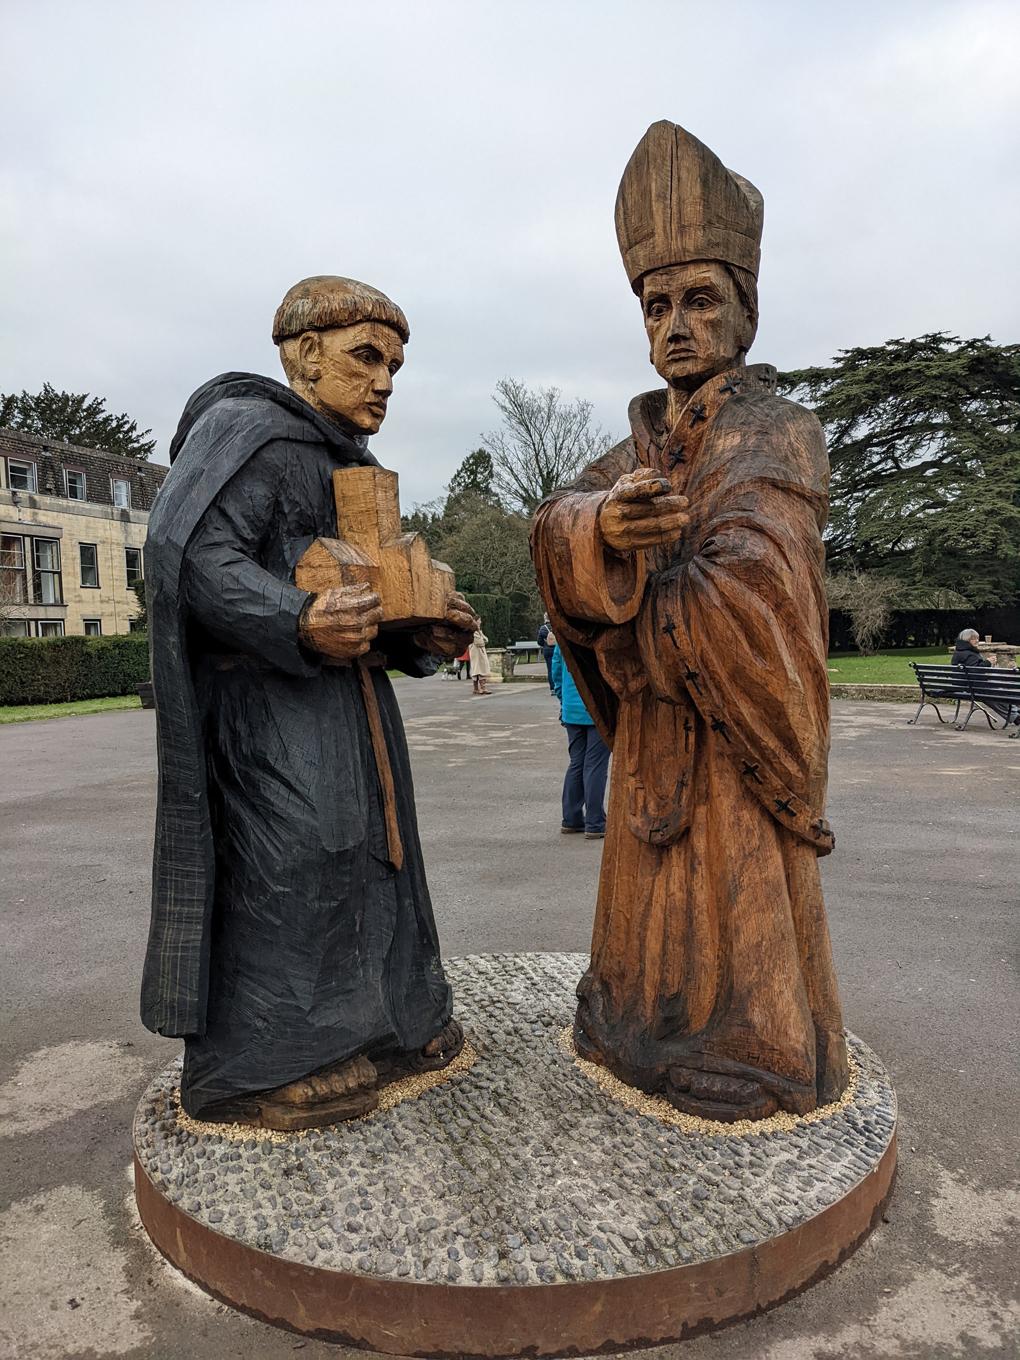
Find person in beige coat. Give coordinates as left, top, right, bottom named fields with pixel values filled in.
left=469, top=629, right=492, bottom=695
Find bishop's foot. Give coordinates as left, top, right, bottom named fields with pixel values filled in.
left=372, top=1018, right=465, bottom=1088
left=201, top=1054, right=380, bottom=1133
left=665, top=1066, right=779, bottom=1123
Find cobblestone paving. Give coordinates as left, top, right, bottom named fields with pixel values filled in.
left=134, top=952, right=896, bottom=1287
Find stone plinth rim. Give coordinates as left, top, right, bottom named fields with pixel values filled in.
left=135, top=1140, right=897, bottom=1355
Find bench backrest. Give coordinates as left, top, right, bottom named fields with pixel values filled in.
left=912, top=663, right=1020, bottom=699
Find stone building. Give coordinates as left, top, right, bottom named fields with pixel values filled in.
left=0, top=428, right=168, bottom=637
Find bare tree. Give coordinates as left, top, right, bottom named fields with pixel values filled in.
left=826, top=569, right=902, bottom=655
left=481, top=378, right=616, bottom=514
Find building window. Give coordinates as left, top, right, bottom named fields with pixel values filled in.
left=83, top=618, right=102, bottom=636
left=32, top=538, right=62, bottom=604
left=65, top=468, right=87, bottom=500
left=7, top=459, right=37, bottom=493
left=2, top=619, right=30, bottom=637
left=79, top=542, right=100, bottom=588
left=38, top=620, right=64, bottom=637
left=125, top=546, right=143, bottom=587
left=111, top=478, right=131, bottom=509
left=1, top=534, right=28, bottom=603
left=128, top=617, right=144, bottom=632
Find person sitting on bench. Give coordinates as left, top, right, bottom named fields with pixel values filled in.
left=952, top=629, right=1019, bottom=722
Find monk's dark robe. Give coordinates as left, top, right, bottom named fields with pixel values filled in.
left=532, top=364, right=848, bottom=1115
left=140, top=374, right=452, bottom=1117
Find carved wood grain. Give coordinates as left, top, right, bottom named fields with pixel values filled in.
left=295, top=465, right=455, bottom=629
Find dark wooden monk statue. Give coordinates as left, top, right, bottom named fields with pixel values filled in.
left=141, top=276, right=475, bottom=1131
left=532, top=123, right=849, bottom=1123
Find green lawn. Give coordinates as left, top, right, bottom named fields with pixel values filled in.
left=826, top=647, right=948, bottom=685
left=0, top=694, right=143, bottom=724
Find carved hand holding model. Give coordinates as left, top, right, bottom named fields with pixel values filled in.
left=299, top=584, right=384, bottom=661
left=531, top=121, right=847, bottom=1124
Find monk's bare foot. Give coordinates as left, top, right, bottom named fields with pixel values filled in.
left=201, top=1054, right=380, bottom=1132
left=372, top=1018, right=465, bottom=1087
left=665, top=1066, right=779, bottom=1122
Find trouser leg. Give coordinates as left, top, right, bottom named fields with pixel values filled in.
left=581, top=727, right=611, bottom=833
left=562, top=723, right=587, bottom=828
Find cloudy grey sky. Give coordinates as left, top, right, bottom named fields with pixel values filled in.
left=2, top=0, right=1018, bottom=503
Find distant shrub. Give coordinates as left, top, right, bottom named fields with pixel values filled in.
left=0, top=634, right=150, bottom=706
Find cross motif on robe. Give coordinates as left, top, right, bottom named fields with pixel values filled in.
left=774, top=797, right=795, bottom=816
left=710, top=716, right=731, bottom=742
left=661, top=615, right=679, bottom=649
left=741, top=760, right=763, bottom=784
left=684, top=666, right=702, bottom=693
left=668, top=445, right=687, bottom=468
left=812, top=818, right=833, bottom=840
left=718, top=374, right=741, bottom=395
left=689, top=402, right=708, bottom=426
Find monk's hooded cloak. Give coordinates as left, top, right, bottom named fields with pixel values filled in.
left=141, top=372, right=452, bottom=1116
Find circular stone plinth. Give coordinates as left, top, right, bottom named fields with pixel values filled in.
left=134, top=953, right=896, bottom=1357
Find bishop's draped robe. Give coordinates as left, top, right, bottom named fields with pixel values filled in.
left=532, top=364, right=848, bottom=1117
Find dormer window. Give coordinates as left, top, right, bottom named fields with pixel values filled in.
left=65, top=468, right=87, bottom=500
left=111, top=478, right=131, bottom=509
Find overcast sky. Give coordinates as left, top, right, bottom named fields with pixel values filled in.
left=2, top=0, right=1018, bottom=504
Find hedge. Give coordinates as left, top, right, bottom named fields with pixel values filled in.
left=829, top=606, right=1020, bottom=653
left=0, top=634, right=150, bottom=707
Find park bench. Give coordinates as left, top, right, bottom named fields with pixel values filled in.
left=508, top=641, right=542, bottom=664
left=908, top=663, right=1020, bottom=737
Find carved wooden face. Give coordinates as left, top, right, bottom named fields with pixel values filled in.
left=291, top=322, right=405, bottom=434
left=641, top=262, right=752, bottom=393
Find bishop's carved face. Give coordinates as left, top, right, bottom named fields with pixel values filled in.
left=286, top=321, right=405, bottom=435
left=641, top=262, right=753, bottom=394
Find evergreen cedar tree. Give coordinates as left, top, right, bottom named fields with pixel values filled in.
left=0, top=383, right=156, bottom=459
left=779, top=334, right=1020, bottom=607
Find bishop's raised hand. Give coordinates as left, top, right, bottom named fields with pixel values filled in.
left=598, top=468, right=689, bottom=552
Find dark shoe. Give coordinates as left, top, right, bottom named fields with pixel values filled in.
left=371, top=1019, right=465, bottom=1087
left=561, top=825, right=584, bottom=834
left=665, top=1066, right=778, bottom=1123
left=584, top=831, right=605, bottom=840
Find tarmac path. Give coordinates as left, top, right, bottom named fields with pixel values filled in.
left=1, top=678, right=1017, bottom=1359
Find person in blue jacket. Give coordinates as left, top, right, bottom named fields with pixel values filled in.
left=551, top=644, right=611, bottom=839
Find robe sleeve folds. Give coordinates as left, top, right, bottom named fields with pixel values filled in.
left=533, top=387, right=835, bottom=856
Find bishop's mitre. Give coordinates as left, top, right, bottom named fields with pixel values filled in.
left=615, top=121, right=764, bottom=293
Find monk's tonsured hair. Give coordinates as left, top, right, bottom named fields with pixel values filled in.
left=272, top=276, right=410, bottom=346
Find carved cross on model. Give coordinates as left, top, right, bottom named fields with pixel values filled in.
left=296, top=465, right=455, bottom=628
